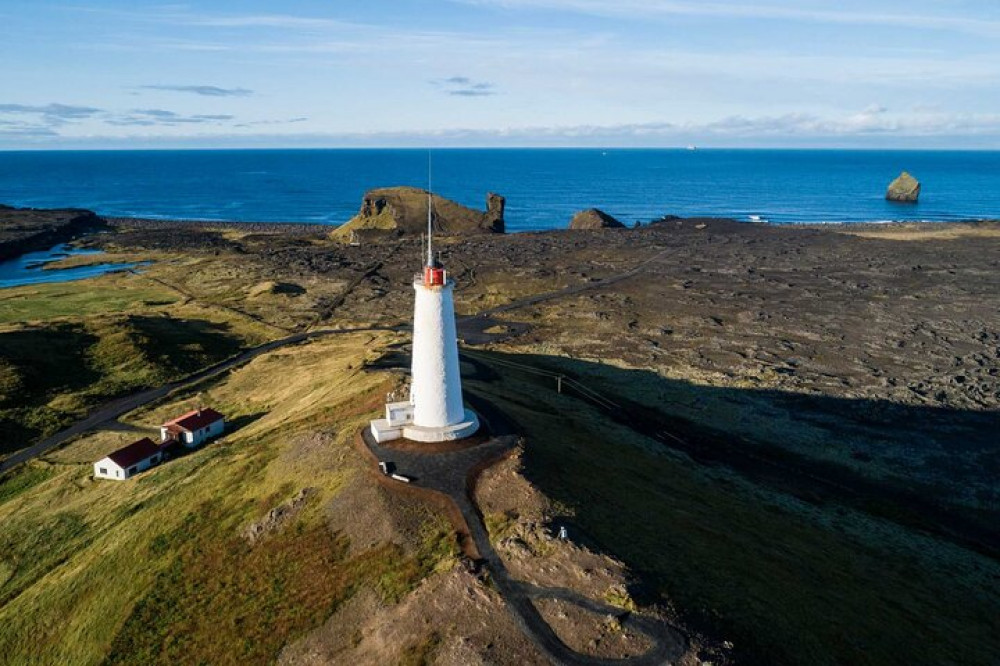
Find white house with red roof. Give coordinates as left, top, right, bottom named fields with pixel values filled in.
left=160, top=408, right=226, bottom=448
left=93, top=437, right=163, bottom=481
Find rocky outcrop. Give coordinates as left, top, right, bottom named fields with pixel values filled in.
left=0, top=206, right=106, bottom=261
left=242, top=487, right=316, bottom=545
left=333, top=187, right=505, bottom=241
left=568, top=208, right=625, bottom=230
left=887, top=172, right=921, bottom=203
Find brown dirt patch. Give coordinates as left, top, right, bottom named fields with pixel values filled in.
left=326, top=472, right=438, bottom=557
left=278, top=567, right=546, bottom=666
left=533, top=597, right=654, bottom=660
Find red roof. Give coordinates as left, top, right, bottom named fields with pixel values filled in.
left=163, top=408, right=225, bottom=433
left=107, top=437, right=162, bottom=469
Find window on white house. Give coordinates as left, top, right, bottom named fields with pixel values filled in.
left=99, top=467, right=107, bottom=475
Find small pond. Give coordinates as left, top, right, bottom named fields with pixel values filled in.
left=0, top=244, right=148, bottom=288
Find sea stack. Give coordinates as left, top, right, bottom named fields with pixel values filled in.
left=334, top=187, right=505, bottom=242
left=887, top=172, right=921, bottom=203
left=369, top=192, right=479, bottom=444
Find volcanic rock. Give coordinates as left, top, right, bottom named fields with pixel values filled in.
left=0, top=205, right=106, bottom=261
left=887, top=172, right=921, bottom=203
left=334, top=187, right=504, bottom=241
left=568, top=208, right=625, bottom=230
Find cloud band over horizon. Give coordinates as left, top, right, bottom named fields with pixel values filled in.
left=1, top=1, right=999, bottom=148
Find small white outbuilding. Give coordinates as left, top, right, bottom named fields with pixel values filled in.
left=93, top=437, right=163, bottom=481
left=160, top=408, right=225, bottom=448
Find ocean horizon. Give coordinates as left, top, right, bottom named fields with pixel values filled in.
left=1, top=148, right=998, bottom=231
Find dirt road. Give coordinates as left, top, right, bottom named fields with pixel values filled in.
left=362, top=395, right=687, bottom=666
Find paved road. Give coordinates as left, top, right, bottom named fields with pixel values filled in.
left=363, top=395, right=687, bottom=666
left=0, top=327, right=392, bottom=474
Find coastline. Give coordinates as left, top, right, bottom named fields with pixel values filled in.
left=102, top=216, right=332, bottom=235
left=101, top=213, right=1000, bottom=235
left=4, top=149, right=1000, bottom=229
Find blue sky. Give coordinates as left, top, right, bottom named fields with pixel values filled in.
left=1, top=0, right=999, bottom=148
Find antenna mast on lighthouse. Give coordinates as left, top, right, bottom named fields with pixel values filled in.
left=367, top=147, right=479, bottom=444
left=426, top=151, right=433, bottom=267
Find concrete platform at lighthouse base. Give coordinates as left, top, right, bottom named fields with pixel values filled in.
left=370, top=408, right=479, bottom=444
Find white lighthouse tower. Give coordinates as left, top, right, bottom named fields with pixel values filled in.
left=370, top=187, right=479, bottom=444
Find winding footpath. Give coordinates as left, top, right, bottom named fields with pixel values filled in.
left=362, top=394, right=687, bottom=665
left=2, top=245, right=682, bottom=661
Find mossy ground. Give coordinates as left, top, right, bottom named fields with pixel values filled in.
left=0, top=275, right=179, bottom=324
left=466, top=356, right=1000, bottom=666
left=0, top=248, right=304, bottom=460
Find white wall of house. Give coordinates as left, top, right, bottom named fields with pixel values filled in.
left=93, top=458, right=125, bottom=481
left=184, top=419, right=225, bottom=448
left=93, top=452, right=162, bottom=481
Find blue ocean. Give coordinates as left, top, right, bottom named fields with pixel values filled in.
left=0, top=149, right=997, bottom=231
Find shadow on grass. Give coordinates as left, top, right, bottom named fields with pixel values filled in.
left=162, top=412, right=267, bottom=464
left=460, top=349, right=1000, bottom=666
left=225, top=412, right=267, bottom=435
left=0, top=315, right=250, bottom=458
left=0, top=325, right=101, bottom=454
left=464, top=350, right=999, bottom=557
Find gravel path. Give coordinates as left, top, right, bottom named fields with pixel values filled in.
left=362, top=395, right=687, bottom=666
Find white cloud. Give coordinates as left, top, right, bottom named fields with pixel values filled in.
left=431, top=76, right=498, bottom=97
left=12, top=107, right=1000, bottom=148
left=457, top=0, right=1000, bottom=37
left=136, top=85, right=253, bottom=97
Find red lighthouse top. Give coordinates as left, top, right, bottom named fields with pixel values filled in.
left=423, top=258, right=446, bottom=287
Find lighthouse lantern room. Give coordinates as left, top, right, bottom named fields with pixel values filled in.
left=370, top=183, right=480, bottom=444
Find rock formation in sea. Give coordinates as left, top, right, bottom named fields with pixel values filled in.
left=887, top=172, right=921, bottom=203
left=568, top=208, right=625, bottom=229
left=333, top=187, right=504, bottom=241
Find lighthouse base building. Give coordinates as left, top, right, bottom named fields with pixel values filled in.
left=370, top=257, right=479, bottom=444
left=370, top=399, right=479, bottom=443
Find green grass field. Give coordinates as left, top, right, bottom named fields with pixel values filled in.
left=0, top=261, right=285, bottom=460
left=0, top=333, right=459, bottom=666
left=0, top=314, right=253, bottom=457
left=0, top=275, right=179, bottom=324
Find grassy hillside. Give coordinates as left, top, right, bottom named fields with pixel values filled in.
left=466, top=354, right=1000, bottom=666
left=0, top=256, right=289, bottom=460
left=0, top=332, right=459, bottom=666
left=0, top=315, right=250, bottom=456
